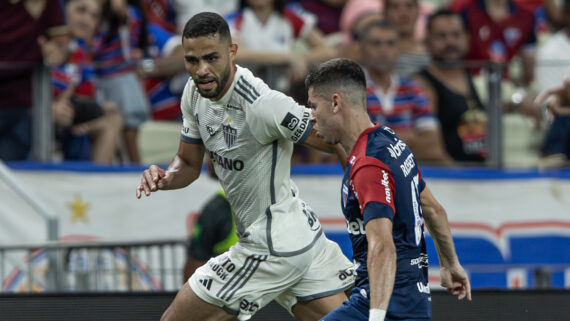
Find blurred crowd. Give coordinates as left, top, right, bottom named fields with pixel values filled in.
left=1, top=0, right=569, bottom=167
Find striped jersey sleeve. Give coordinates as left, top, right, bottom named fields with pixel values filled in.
left=180, top=80, right=202, bottom=144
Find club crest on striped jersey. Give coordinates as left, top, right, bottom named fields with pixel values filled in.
left=223, top=124, right=237, bottom=148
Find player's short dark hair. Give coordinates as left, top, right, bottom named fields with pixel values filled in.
left=427, top=9, right=466, bottom=32
left=182, top=12, right=231, bottom=45
left=358, top=19, right=398, bottom=41
left=305, top=58, right=366, bottom=105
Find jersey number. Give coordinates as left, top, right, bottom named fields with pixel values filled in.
left=410, top=174, right=424, bottom=246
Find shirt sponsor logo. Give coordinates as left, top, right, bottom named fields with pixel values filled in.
left=337, top=266, right=356, bottom=281
left=222, top=124, right=237, bottom=148
left=347, top=218, right=365, bottom=235
left=280, top=112, right=300, bottom=130
left=206, top=125, right=216, bottom=136
left=381, top=170, right=391, bottom=204
left=383, top=126, right=395, bottom=135
left=387, top=139, right=407, bottom=159
left=290, top=111, right=310, bottom=141
left=417, top=282, right=431, bottom=294
left=400, top=153, right=415, bottom=177
left=208, top=150, right=244, bottom=171
left=410, top=254, right=429, bottom=268
left=240, top=299, right=259, bottom=314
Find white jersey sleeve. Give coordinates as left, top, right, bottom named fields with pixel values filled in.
left=247, top=89, right=313, bottom=145
left=180, top=79, right=203, bottom=144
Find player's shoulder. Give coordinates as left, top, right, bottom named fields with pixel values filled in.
left=362, top=126, right=408, bottom=166
left=233, top=65, right=293, bottom=109
left=233, top=66, right=267, bottom=106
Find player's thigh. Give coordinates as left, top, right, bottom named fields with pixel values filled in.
left=278, top=237, right=355, bottom=319
left=189, top=245, right=309, bottom=319
left=161, top=282, right=234, bottom=321
left=292, top=291, right=348, bottom=321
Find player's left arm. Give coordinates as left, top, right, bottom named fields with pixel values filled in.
left=366, top=217, right=396, bottom=315
left=420, top=185, right=471, bottom=300
left=352, top=161, right=398, bottom=317
left=303, top=130, right=347, bottom=169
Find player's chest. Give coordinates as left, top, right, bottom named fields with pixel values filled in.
left=195, top=104, right=252, bottom=152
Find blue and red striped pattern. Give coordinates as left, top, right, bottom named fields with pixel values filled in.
left=366, top=77, right=434, bottom=131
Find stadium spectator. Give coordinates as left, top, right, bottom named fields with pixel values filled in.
left=535, top=0, right=570, bottom=165
left=414, top=10, right=488, bottom=163
left=136, top=12, right=354, bottom=321
left=305, top=57, right=471, bottom=321
left=359, top=20, right=451, bottom=164
left=141, top=0, right=178, bottom=33
left=296, top=0, right=347, bottom=36
left=457, top=0, right=537, bottom=85
left=225, top=0, right=337, bottom=94
left=383, top=0, right=431, bottom=78
left=0, top=0, right=67, bottom=161
left=172, top=0, right=239, bottom=34
left=92, top=0, right=150, bottom=163
left=52, top=0, right=123, bottom=163
left=139, top=22, right=187, bottom=120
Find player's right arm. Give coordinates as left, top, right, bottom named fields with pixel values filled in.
left=136, top=80, right=205, bottom=198
left=136, top=141, right=205, bottom=198
left=420, top=185, right=471, bottom=301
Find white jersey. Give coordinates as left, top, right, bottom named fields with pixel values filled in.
left=180, top=65, right=321, bottom=256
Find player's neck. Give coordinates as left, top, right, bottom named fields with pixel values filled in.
left=342, top=111, right=375, bottom=155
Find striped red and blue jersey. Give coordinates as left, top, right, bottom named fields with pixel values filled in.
left=366, top=76, right=436, bottom=131
left=144, top=23, right=182, bottom=120
left=142, top=0, right=177, bottom=33
left=342, top=124, right=430, bottom=318
left=92, top=5, right=143, bottom=77
left=51, top=38, right=96, bottom=99
left=459, top=0, right=536, bottom=65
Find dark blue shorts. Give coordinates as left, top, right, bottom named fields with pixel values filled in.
left=321, top=287, right=430, bottom=321
left=321, top=262, right=431, bottom=321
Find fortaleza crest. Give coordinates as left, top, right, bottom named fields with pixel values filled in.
left=223, top=124, right=238, bottom=148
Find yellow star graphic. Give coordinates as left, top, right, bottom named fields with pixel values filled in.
left=67, top=194, right=90, bottom=223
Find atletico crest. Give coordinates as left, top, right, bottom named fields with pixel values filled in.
left=223, top=124, right=237, bottom=148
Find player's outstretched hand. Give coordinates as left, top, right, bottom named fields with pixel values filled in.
left=440, top=264, right=472, bottom=301
left=136, top=165, right=170, bottom=198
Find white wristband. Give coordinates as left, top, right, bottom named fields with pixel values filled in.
left=369, top=308, right=387, bottom=321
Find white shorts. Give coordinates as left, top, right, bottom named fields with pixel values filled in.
left=188, top=235, right=355, bottom=320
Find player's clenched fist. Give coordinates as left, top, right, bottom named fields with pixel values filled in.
left=136, top=165, right=169, bottom=198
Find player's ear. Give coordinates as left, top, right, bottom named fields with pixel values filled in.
left=331, top=93, right=341, bottom=113
left=229, top=42, right=238, bottom=60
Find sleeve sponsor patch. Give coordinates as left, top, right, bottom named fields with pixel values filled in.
left=280, top=112, right=300, bottom=130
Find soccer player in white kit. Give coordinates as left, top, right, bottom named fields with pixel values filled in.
left=136, top=12, right=355, bottom=321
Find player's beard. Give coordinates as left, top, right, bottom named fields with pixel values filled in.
left=195, top=64, right=231, bottom=100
